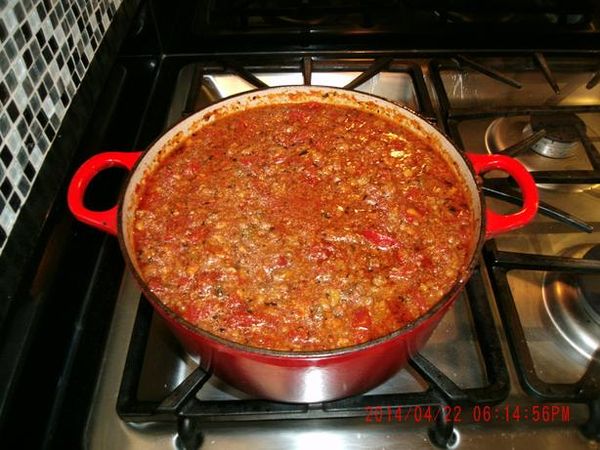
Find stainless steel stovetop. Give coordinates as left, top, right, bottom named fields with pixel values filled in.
left=85, top=55, right=600, bottom=449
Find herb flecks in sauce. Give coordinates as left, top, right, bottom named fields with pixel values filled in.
left=133, top=102, right=474, bottom=351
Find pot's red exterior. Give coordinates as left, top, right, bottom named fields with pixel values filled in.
left=158, top=291, right=455, bottom=402
left=67, top=86, right=539, bottom=403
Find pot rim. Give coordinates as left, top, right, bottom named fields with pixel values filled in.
left=116, top=84, right=486, bottom=359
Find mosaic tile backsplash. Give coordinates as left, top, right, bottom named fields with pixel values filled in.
left=0, top=0, right=124, bottom=254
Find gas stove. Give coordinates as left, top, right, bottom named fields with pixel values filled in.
left=5, top=1, right=600, bottom=448
left=82, top=53, right=600, bottom=449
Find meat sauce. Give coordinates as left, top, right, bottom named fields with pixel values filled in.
left=133, top=101, right=475, bottom=351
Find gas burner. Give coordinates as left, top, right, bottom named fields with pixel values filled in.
left=485, top=114, right=593, bottom=192
left=526, top=113, right=586, bottom=159
left=543, top=244, right=600, bottom=361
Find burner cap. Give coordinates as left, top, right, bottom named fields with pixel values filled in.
left=576, top=244, right=600, bottom=321
left=530, top=113, right=585, bottom=143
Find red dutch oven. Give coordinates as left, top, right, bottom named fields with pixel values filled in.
left=67, top=86, right=538, bottom=403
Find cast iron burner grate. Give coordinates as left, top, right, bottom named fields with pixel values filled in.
left=427, top=54, right=600, bottom=440
left=483, top=241, right=600, bottom=440
left=116, top=266, right=509, bottom=449
left=430, top=56, right=600, bottom=187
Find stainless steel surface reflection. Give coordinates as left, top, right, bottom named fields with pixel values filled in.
left=543, top=244, right=600, bottom=360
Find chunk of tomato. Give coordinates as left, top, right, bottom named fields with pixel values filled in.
left=361, top=229, right=398, bottom=249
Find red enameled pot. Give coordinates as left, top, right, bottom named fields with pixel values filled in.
left=67, top=86, right=538, bottom=402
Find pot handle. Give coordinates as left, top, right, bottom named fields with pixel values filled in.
left=467, top=153, right=539, bottom=239
left=67, top=151, right=143, bottom=235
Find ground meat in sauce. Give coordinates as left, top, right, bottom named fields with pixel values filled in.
left=133, top=101, right=474, bottom=352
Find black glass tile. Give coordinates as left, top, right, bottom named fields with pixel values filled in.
left=35, top=29, right=45, bottom=47
left=42, top=45, right=52, bottom=64
left=0, top=146, right=12, bottom=166
left=23, top=105, right=33, bottom=123
left=7, top=101, right=19, bottom=121
left=21, top=21, right=31, bottom=41
left=67, top=54, right=76, bottom=74
left=48, top=36, right=58, bottom=52
left=44, top=125, right=56, bottom=142
left=36, top=2, right=46, bottom=19
left=24, top=162, right=35, bottom=180
left=0, top=178, right=11, bottom=198
left=56, top=52, right=64, bottom=67
left=68, top=4, right=78, bottom=21
left=8, top=192, right=21, bottom=212
left=81, top=53, right=89, bottom=66
left=0, top=226, right=6, bottom=248
left=0, top=21, right=7, bottom=42
left=60, top=92, right=69, bottom=107
left=23, top=48, right=33, bottom=67
left=37, top=111, right=48, bottom=128
left=38, top=83, right=47, bottom=100
left=0, top=82, right=7, bottom=104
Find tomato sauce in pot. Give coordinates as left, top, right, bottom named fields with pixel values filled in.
left=132, top=101, right=475, bottom=351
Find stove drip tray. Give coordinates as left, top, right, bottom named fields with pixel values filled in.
left=543, top=244, right=600, bottom=360
left=577, top=245, right=600, bottom=323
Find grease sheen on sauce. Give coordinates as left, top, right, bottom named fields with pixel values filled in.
left=133, top=101, right=474, bottom=351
